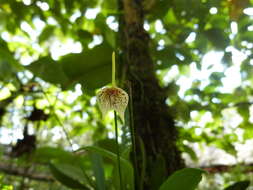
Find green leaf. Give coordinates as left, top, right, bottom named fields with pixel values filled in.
left=38, top=25, right=55, bottom=44
left=243, top=125, right=253, bottom=140
left=148, top=0, right=171, bottom=20
left=26, top=57, right=70, bottom=87
left=91, top=153, right=106, bottom=190
left=26, top=43, right=113, bottom=91
left=35, top=147, right=95, bottom=189
left=182, top=145, right=198, bottom=161
left=50, top=162, right=90, bottom=189
left=0, top=60, right=13, bottom=81
left=64, top=0, right=75, bottom=12
left=96, top=138, right=118, bottom=154
left=150, top=155, right=167, bottom=190
left=222, top=52, right=233, bottom=67
left=240, top=31, right=253, bottom=43
left=104, top=28, right=116, bottom=48
left=173, top=0, right=208, bottom=19
left=101, top=0, right=117, bottom=13
left=163, top=9, right=178, bottom=25
left=61, top=42, right=113, bottom=90
left=215, top=140, right=237, bottom=156
left=237, top=103, right=250, bottom=122
left=0, top=47, right=21, bottom=81
left=77, top=30, right=93, bottom=43
left=153, top=46, right=177, bottom=69
left=79, top=146, right=134, bottom=190
left=224, top=180, right=250, bottom=190
left=32, top=147, right=75, bottom=163
left=209, top=72, right=225, bottom=81
left=204, top=28, right=229, bottom=49
left=159, top=168, right=206, bottom=190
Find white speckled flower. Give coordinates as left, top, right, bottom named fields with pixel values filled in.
left=97, top=86, right=129, bottom=122
left=96, top=52, right=129, bottom=122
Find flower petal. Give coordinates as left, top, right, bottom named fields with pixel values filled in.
left=96, top=87, right=129, bottom=122
left=97, top=88, right=111, bottom=118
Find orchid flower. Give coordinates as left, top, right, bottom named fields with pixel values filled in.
left=96, top=52, right=129, bottom=122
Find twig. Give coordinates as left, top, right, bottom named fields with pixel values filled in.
left=0, top=163, right=54, bottom=182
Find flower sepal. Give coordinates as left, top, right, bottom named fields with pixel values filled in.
left=97, top=86, right=129, bottom=123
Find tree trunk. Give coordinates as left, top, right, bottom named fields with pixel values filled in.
left=118, top=0, right=185, bottom=189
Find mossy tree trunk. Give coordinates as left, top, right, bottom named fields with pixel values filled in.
left=118, top=0, right=185, bottom=189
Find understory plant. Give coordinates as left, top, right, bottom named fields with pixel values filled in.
left=45, top=52, right=250, bottom=190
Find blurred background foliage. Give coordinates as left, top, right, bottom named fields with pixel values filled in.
left=0, top=0, right=253, bottom=189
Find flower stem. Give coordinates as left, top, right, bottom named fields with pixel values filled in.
left=129, top=83, right=139, bottom=189
left=112, top=52, right=122, bottom=188
left=114, top=111, right=123, bottom=190
left=112, top=52, right=116, bottom=87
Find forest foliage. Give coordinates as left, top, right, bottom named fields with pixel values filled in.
left=0, top=0, right=253, bottom=189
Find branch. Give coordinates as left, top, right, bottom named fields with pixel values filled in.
left=0, top=163, right=54, bottom=182
left=201, top=163, right=253, bottom=173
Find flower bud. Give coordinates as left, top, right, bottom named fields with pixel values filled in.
left=96, top=87, right=129, bottom=122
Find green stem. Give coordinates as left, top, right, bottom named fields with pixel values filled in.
left=129, top=83, right=139, bottom=189
left=114, top=111, right=123, bottom=190
left=112, top=52, right=116, bottom=87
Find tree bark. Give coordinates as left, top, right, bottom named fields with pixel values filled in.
left=118, top=0, right=185, bottom=189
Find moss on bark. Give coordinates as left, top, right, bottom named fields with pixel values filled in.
left=118, top=0, right=185, bottom=189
